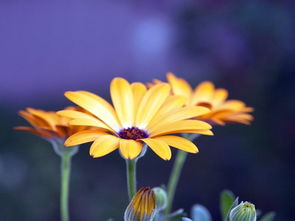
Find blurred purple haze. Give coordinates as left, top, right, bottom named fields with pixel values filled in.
left=0, top=0, right=180, bottom=106
left=1, top=0, right=294, bottom=107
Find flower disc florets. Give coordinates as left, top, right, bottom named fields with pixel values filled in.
left=119, top=127, right=149, bottom=140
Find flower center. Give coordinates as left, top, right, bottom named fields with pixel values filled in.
left=118, top=127, right=149, bottom=140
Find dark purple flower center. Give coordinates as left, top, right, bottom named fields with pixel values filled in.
left=118, top=127, right=149, bottom=140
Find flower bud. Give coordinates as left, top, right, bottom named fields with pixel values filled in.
left=124, top=187, right=157, bottom=221
left=229, top=201, right=256, bottom=221
left=152, top=187, right=167, bottom=211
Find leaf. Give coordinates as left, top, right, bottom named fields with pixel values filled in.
left=191, top=204, right=212, bottom=221
left=220, top=190, right=235, bottom=220
left=259, top=212, right=276, bottom=221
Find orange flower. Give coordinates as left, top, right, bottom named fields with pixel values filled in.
left=59, top=77, right=213, bottom=160
left=15, top=107, right=86, bottom=140
left=164, top=73, right=254, bottom=125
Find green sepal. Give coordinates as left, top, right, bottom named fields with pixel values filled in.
left=49, top=139, right=79, bottom=157
left=153, top=187, right=168, bottom=211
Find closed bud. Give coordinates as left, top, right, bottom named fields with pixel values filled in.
left=124, top=187, right=157, bottom=221
left=229, top=201, right=256, bottom=221
left=152, top=187, right=167, bottom=211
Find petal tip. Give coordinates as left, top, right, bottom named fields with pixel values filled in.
left=166, top=72, right=176, bottom=78
left=64, top=91, right=74, bottom=98
left=64, top=138, right=76, bottom=147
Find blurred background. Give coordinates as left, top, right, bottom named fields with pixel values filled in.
left=0, top=0, right=294, bottom=220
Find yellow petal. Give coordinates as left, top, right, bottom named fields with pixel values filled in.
left=64, top=130, right=106, bottom=146
left=27, top=108, right=56, bottom=130
left=69, top=118, right=111, bottom=131
left=119, top=139, right=143, bottom=159
left=167, top=72, right=192, bottom=100
left=89, top=135, right=120, bottom=158
left=183, top=129, right=214, bottom=136
left=111, top=78, right=134, bottom=127
left=154, top=135, right=198, bottom=153
left=131, top=82, right=147, bottom=110
left=205, top=109, right=232, bottom=118
left=141, top=138, right=171, bottom=160
left=14, top=126, right=51, bottom=137
left=150, top=120, right=212, bottom=137
left=191, top=81, right=215, bottom=105
left=64, top=91, right=120, bottom=131
left=19, top=110, right=50, bottom=129
left=210, top=118, right=226, bottom=125
left=232, top=113, right=254, bottom=120
left=223, top=117, right=251, bottom=125
left=135, top=84, right=171, bottom=128
left=159, top=95, right=186, bottom=113
left=148, top=95, right=186, bottom=127
left=220, top=100, right=246, bottom=111
left=57, top=110, right=94, bottom=120
left=58, top=110, right=112, bottom=131
left=224, top=113, right=254, bottom=125
left=242, top=107, right=254, bottom=112
left=148, top=106, right=210, bottom=131
left=211, top=89, right=228, bottom=107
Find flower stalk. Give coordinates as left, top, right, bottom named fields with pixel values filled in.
left=51, top=140, right=78, bottom=221
left=165, top=134, right=200, bottom=216
left=165, top=150, right=188, bottom=216
left=61, top=153, right=71, bottom=221
left=126, top=159, right=137, bottom=200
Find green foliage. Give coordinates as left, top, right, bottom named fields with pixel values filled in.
left=220, top=190, right=236, bottom=220
left=259, top=212, right=276, bottom=221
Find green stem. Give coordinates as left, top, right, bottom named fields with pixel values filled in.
left=165, top=134, right=200, bottom=216
left=126, top=159, right=137, bottom=200
left=165, top=150, right=188, bottom=216
left=61, top=153, right=71, bottom=221
left=50, top=140, right=78, bottom=221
